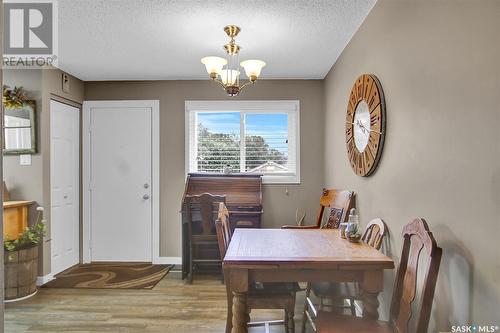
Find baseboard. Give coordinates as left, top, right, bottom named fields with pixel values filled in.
left=153, top=256, right=182, bottom=265
left=36, top=273, right=54, bottom=286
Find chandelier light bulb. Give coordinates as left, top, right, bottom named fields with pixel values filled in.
left=201, top=56, right=227, bottom=78
left=219, top=69, right=240, bottom=85
left=240, top=60, right=266, bottom=81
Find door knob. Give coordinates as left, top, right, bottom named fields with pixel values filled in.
left=144, top=183, right=149, bottom=189
left=143, top=194, right=150, bottom=200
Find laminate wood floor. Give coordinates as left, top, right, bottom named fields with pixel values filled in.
left=5, top=271, right=314, bottom=333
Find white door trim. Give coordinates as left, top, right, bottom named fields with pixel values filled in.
left=82, top=100, right=160, bottom=264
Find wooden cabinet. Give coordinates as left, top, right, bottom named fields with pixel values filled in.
left=3, top=201, right=34, bottom=241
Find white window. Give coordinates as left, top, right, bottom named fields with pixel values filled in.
left=185, top=100, right=300, bottom=184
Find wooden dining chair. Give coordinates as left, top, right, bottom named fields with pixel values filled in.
left=184, top=193, right=226, bottom=284
left=302, top=218, right=387, bottom=333
left=216, top=203, right=299, bottom=333
left=282, top=189, right=355, bottom=229
left=314, top=218, right=442, bottom=333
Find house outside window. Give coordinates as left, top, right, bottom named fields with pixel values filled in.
left=185, top=100, right=300, bottom=184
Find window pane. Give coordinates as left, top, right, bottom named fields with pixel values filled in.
left=245, top=113, right=289, bottom=173
left=197, top=112, right=240, bottom=173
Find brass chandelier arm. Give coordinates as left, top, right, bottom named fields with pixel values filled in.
left=209, top=77, right=256, bottom=97
left=238, top=80, right=256, bottom=92
left=211, top=78, right=228, bottom=89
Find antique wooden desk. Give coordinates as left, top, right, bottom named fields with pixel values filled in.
left=223, top=229, right=394, bottom=333
left=181, top=173, right=263, bottom=280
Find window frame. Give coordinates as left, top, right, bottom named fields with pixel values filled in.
left=185, top=100, right=300, bottom=184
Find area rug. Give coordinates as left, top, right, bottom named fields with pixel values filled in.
left=43, top=263, right=173, bottom=289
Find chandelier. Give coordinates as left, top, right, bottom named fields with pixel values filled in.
left=201, top=25, right=266, bottom=97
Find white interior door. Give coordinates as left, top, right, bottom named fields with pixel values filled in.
left=88, top=105, right=152, bottom=262
left=50, top=100, right=80, bottom=275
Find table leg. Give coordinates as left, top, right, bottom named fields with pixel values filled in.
left=361, top=291, right=380, bottom=319
left=360, top=270, right=383, bottom=319
left=231, top=291, right=249, bottom=333
left=226, top=286, right=233, bottom=333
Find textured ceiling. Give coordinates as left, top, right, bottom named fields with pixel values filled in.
left=57, top=0, right=376, bottom=81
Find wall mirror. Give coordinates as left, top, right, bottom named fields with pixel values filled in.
left=3, top=101, right=37, bottom=155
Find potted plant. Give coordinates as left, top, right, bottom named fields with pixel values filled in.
left=4, top=207, right=46, bottom=301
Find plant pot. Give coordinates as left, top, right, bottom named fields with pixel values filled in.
left=4, top=245, right=38, bottom=301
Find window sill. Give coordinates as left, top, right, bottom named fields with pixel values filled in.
left=262, top=174, right=300, bottom=185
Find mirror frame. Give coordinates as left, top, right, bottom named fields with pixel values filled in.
left=3, top=100, right=37, bottom=155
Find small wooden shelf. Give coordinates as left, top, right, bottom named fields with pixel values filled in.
left=3, top=200, right=35, bottom=241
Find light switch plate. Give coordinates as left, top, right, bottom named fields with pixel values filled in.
left=20, top=154, right=32, bottom=166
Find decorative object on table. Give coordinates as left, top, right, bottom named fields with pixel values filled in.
left=2, top=85, right=29, bottom=109
left=339, top=222, right=348, bottom=238
left=347, top=233, right=362, bottom=243
left=201, top=25, right=266, bottom=97
left=4, top=207, right=46, bottom=302
left=345, top=208, right=361, bottom=242
left=345, top=222, right=359, bottom=238
left=345, top=74, right=386, bottom=176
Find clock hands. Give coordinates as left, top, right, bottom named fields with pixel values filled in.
left=346, top=120, right=382, bottom=135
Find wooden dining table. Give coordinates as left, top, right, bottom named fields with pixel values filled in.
left=223, top=228, right=394, bottom=333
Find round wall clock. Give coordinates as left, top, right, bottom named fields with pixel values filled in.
left=345, top=74, right=386, bottom=177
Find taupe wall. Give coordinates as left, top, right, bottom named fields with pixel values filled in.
left=2, top=68, right=84, bottom=275
left=85, top=80, right=324, bottom=257
left=323, top=0, right=499, bottom=330
left=3, top=70, right=43, bottom=208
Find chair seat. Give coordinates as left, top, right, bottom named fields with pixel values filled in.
left=312, top=282, right=359, bottom=299
left=316, top=312, right=393, bottom=333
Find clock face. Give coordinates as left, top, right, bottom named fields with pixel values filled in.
left=346, top=74, right=386, bottom=177
left=353, top=101, right=370, bottom=152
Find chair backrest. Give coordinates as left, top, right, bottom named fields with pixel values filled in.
left=361, top=218, right=387, bottom=250
left=215, top=202, right=232, bottom=258
left=316, top=188, right=355, bottom=228
left=185, top=193, right=226, bottom=236
left=389, top=218, right=442, bottom=333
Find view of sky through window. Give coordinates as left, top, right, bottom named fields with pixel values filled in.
left=196, top=112, right=289, bottom=173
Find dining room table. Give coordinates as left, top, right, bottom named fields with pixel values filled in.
left=222, top=228, right=395, bottom=333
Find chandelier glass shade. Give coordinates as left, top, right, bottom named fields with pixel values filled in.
left=201, top=25, right=266, bottom=97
